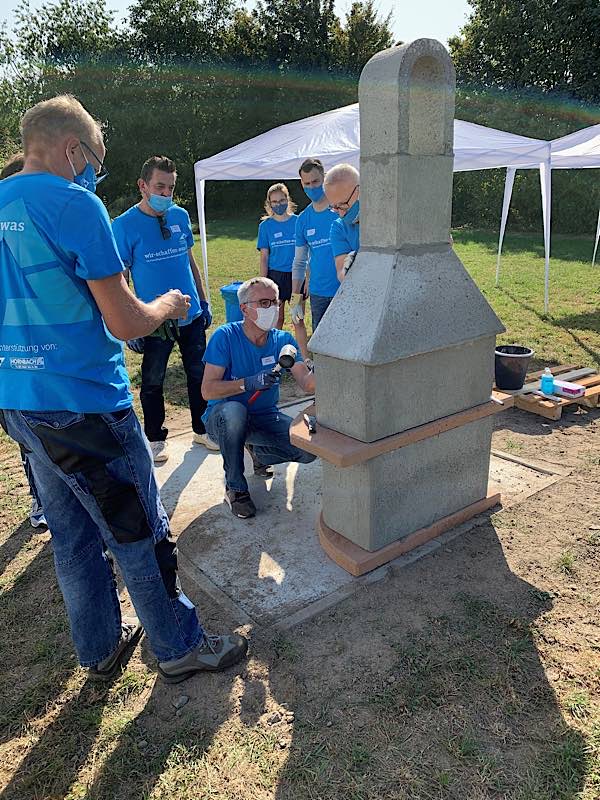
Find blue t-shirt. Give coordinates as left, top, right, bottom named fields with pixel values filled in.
left=0, top=173, right=131, bottom=413
left=112, top=204, right=199, bottom=326
left=202, top=322, right=303, bottom=419
left=256, top=215, right=297, bottom=273
left=330, top=216, right=360, bottom=257
left=295, top=204, right=340, bottom=297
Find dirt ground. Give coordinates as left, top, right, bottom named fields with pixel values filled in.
left=0, top=393, right=599, bottom=799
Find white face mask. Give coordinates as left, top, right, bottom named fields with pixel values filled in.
left=253, top=304, right=279, bottom=331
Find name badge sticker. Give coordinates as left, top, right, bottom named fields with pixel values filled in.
left=170, top=224, right=181, bottom=233
left=261, top=355, right=276, bottom=366
left=307, top=228, right=316, bottom=236
left=274, top=232, right=283, bottom=238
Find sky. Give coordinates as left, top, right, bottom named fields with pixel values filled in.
left=0, top=0, right=473, bottom=45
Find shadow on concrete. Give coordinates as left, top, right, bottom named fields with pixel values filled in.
left=158, top=440, right=213, bottom=518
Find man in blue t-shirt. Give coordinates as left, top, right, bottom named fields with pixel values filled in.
left=324, top=163, right=360, bottom=282
left=112, top=156, right=216, bottom=465
left=291, top=158, right=339, bottom=333
left=0, top=95, right=247, bottom=682
left=202, top=277, right=316, bottom=519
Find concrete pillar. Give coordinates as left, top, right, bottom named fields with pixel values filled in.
left=309, top=40, right=505, bottom=552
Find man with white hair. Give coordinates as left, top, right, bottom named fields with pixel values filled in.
left=202, top=277, right=316, bottom=519
left=0, top=94, right=247, bottom=683
left=324, top=163, right=360, bottom=282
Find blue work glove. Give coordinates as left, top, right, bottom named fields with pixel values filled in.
left=126, top=338, right=145, bottom=354
left=199, top=299, right=212, bottom=329
left=243, top=369, right=280, bottom=394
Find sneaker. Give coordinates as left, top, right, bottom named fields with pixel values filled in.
left=30, top=509, right=47, bottom=529
left=225, top=489, right=256, bottom=519
left=245, top=444, right=273, bottom=478
left=89, top=617, right=143, bottom=681
left=193, top=432, right=220, bottom=451
left=157, top=633, right=249, bottom=684
left=150, top=440, right=169, bottom=464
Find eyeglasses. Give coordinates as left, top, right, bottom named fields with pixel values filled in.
left=246, top=298, right=281, bottom=309
left=157, top=216, right=171, bottom=240
left=329, top=184, right=359, bottom=212
left=80, top=141, right=109, bottom=184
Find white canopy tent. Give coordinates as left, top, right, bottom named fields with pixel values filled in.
left=194, top=102, right=551, bottom=302
left=496, top=123, right=600, bottom=309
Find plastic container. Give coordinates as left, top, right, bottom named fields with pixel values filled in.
left=220, top=281, right=244, bottom=323
left=540, top=367, right=555, bottom=395
left=494, top=345, right=534, bottom=390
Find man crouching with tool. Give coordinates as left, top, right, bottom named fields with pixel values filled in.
left=202, top=277, right=316, bottom=519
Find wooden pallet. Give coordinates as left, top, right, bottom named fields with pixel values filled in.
left=507, top=365, right=600, bottom=420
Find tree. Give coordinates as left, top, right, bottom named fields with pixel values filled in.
left=335, top=1, right=394, bottom=74
left=449, top=0, right=600, bottom=103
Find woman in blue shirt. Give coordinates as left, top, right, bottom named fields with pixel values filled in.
left=256, top=184, right=309, bottom=360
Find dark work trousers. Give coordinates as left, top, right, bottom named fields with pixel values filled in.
left=140, top=316, right=207, bottom=442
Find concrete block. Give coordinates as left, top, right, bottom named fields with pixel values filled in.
left=360, top=155, right=453, bottom=249
left=358, top=39, right=455, bottom=160
left=321, top=416, right=494, bottom=551
left=315, top=336, right=496, bottom=442
left=310, top=248, right=504, bottom=366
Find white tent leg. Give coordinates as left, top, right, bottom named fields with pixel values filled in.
left=592, top=208, right=600, bottom=266
left=195, top=178, right=211, bottom=306
left=496, top=167, right=516, bottom=286
left=539, top=161, right=552, bottom=313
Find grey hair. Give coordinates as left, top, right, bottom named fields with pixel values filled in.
left=324, top=163, right=360, bottom=187
left=237, top=277, right=279, bottom=305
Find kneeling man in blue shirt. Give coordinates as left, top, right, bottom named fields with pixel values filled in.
left=202, top=277, right=316, bottom=519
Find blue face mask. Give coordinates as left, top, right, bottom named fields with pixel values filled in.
left=304, top=184, right=325, bottom=202
left=73, top=163, right=98, bottom=193
left=148, top=194, right=174, bottom=213
left=343, top=200, right=360, bottom=225
left=271, top=202, right=288, bottom=216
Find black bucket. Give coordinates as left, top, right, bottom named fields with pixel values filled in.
left=494, top=345, right=534, bottom=390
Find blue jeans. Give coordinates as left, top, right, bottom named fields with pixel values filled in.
left=0, top=407, right=205, bottom=666
left=205, top=402, right=316, bottom=493
left=141, top=316, right=208, bottom=441
left=309, top=294, right=334, bottom=332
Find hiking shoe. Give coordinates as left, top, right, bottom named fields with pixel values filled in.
left=193, top=432, right=220, bottom=451
left=225, top=489, right=256, bottom=518
left=158, top=633, right=249, bottom=684
left=150, top=440, right=169, bottom=464
left=89, top=617, right=143, bottom=681
left=245, top=444, right=273, bottom=478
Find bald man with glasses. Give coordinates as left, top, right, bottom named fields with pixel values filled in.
left=324, top=163, right=361, bottom=283
left=202, top=277, right=316, bottom=519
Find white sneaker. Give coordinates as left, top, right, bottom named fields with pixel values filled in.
left=193, top=432, right=220, bottom=451
left=150, top=440, right=169, bottom=464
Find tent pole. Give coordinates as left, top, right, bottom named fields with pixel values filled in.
left=195, top=177, right=211, bottom=306
left=539, top=160, right=551, bottom=314
left=592, top=208, right=600, bottom=266
left=496, top=167, right=516, bottom=287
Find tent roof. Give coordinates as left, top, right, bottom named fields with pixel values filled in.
left=194, top=102, right=550, bottom=181
left=550, top=124, right=600, bottom=169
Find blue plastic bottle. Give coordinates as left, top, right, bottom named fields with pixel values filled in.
left=540, top=367, right=554, bottom=395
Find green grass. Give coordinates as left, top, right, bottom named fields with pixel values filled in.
left=191, top=222, right=600, bottom=371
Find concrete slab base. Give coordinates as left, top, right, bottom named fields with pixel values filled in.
left=156, top=400, right=565, bottom=629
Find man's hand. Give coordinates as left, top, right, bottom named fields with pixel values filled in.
left=290, top=293, right=304, bottom=324
left=243, top=370, right=280, bottom=394
left=126, top=338, right=145, bottom=354
left=159, top=289, right=191, bottom=320
left=199, top=299, right=212, bottom=329
left=343, top=250, right=356, bottom=276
